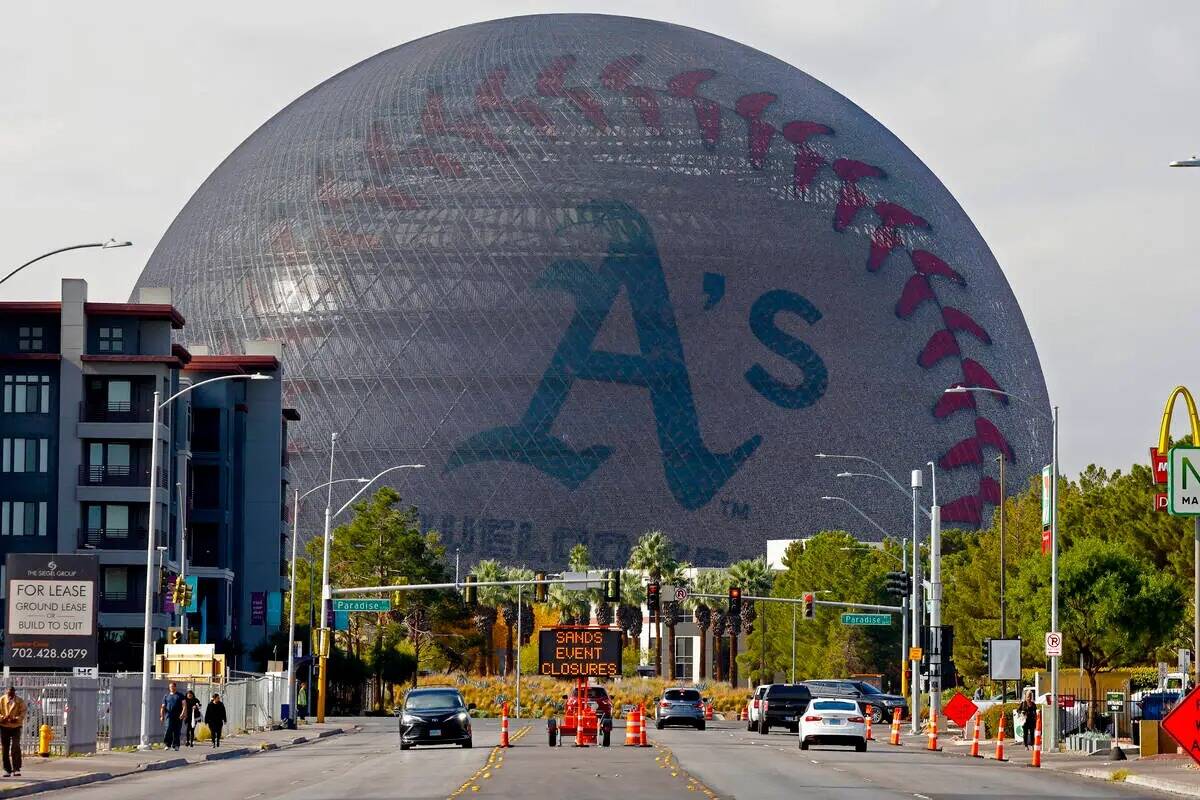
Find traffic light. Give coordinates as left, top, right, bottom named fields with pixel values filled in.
left=159, top=567, right=168, bottom=594
left=464, top=575, right=477, bottom=605
left=168, top=628, right=181, bottom=644
left=728, top=586, right=742, bottom=617
left=802, top=592, right=815, bottom=619
left=392, top=591, right=403, bottom=608
left=603, top=570, right=620, bottom=604
left=981, top=638, right=991, bottom=668
left=646, top=582, right=660, bottom=620
left=885, top=571, right=909, bottom=598
left=534, top=571, right=547, bottom=603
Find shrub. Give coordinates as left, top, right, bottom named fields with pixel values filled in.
left=979, top=702, right=1019, bottom=739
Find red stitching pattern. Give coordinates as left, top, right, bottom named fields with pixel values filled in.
left=405, top=54, right=1016, bottom=526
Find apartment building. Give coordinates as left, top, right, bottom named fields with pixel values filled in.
left=0, top=278, right=294, bottom=670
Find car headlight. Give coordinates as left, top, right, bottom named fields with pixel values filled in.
left=458, top=711, right=470, bottom=723
left=401, top=713, right=422, bottom=725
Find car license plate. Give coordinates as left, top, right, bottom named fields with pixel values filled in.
left=826, top=719, right=841, bottom=725
left=784, top=716, right=796, bottom=722
left=429, top=728, right=441, bottom=736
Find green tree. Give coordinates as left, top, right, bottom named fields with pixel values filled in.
left=729, top=558, right=774, bottom=684
left=689, top=569, right=728, bottom=681
left=627, top=530, right=678, bottom=676
left=1010, top=537, right=1182, bottom=729
left=472, top=559, right=506, bottom=675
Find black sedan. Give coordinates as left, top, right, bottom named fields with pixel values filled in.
left=803, top=679, right=907, bottom=724
left=399, top=687, right=475, bottom=749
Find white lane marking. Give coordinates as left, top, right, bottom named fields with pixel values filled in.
left=914, top=794, right=932, bottom=800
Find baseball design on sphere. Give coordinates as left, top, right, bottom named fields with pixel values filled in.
left=135, top=14, right=1049, bottom=567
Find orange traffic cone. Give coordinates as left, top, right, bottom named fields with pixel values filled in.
left=969, top=714, right=982, bottom=758
left=888, top=706, right=902, bottom=746
left=500, top=702, right=510, bottom=748
left=1030, top=709, right=1042, bottom=768
left=926, top=710, right=941, bottom=751
left=624, top=706, right=641, bottom=746
left=639, top=703, right=650, bottom=747
left=993, top=712, right=1008, bottom=761
left=705, top=702, right=714, bottom=721
left=864, top=705, right=874, bottom=741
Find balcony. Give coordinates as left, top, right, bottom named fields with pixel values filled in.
left=79, top=464, right=169, bottom=488
left=78, top=527, right=150, bottom=550
left=79, top=399, right=154, bottom=424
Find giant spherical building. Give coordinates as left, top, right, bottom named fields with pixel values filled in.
left=136, top=14, right=1049, bottom=567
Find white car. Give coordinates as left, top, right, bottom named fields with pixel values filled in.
left=748, top=684, right=770, bottom=732
left=798, top=698, right=867, bottom=752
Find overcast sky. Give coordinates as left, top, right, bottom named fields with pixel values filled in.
left=4, top=1, right=1198, bottom=475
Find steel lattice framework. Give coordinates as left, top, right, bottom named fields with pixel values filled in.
left=135, top=14, right=1049, bottom=567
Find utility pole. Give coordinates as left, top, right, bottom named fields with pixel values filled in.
left=997, top=453, right=1007, bottom=704
left=910, top=469, right=923, bottom=735
left=790, top=603, right=797, bottom=684
left=928, top=461, right=942, bottom=717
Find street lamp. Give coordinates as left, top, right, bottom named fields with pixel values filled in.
left=286, top=477, right=370, bottom=728
left=316, top=460, right=425, bottom=722
left=1, top=239, right=131, bottom=286
left=138, top=372, right=272, bottom=749
left=944, top=384, right=1059, bottom=747
left=823, top=496, right=911, bottom=707
left=1169, top=156, right=1200, bottom=167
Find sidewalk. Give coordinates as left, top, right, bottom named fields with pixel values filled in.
left=0, top=721, right=355, bottom=798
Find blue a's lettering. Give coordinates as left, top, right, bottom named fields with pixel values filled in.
left=745, top=289, right=828, bottom=409
left=447, top=200, right=760, bottom=510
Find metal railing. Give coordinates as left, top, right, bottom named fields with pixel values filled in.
left=79, top=400, right=154, bottom=423
left=78, top=526, right=150, bottom=550
left=78, top=464, right=168, bottom=487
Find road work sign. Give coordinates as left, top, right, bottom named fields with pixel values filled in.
left=1168, top=447, right=1200, bottom=516
left=538, top=627, right=622, bottom=677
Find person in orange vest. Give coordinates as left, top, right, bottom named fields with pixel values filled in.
left=0, top=686, right=27, bottom=777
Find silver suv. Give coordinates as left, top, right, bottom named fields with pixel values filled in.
left=654, top=687, right=706, bottom=730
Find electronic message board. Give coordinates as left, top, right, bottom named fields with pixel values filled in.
left=538, top=628, right=622, bottom=678
left=6, top=553, right=98, bottom=669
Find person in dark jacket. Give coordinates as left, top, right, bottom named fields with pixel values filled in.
left=182, top=690, right=202, bottom=747
left=204, top=694, right=227, bottom=748
left=1018, top=689, right=1039, bottom=748
left=160, top=682, right=186, bottom=751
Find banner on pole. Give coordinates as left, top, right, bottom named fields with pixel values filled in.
left=1040, top=465, right=1053, bottom=528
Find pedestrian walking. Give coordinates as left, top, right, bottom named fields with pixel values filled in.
left=183, top=690, right=202, bottom=747
left=204, top=694, right=227, bottom=748
left=0, top=686, right=26, bottom=777
left=1018, top=689, right=1038, bottom=749
left=160, top=681, right=186, bottom=751
left=296, top=681, right=308, bottom=721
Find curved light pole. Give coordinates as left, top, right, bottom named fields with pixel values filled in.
left=1170, top=156, right=1200, bottom=167
left=945, top=384, right=1059, bottom=747
left=138, top=372, right=272, bottom=749
left=286, top=477, right=370, bottom=728
left=823, top=495, right=911, bottom=707
left=316, top=462, right=425, bottom=722
left=1, top=239, right=131, bottom=286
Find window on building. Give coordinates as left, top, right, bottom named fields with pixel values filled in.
left=193, top=464, right=220, bottom=508
left=86, top=504, right=130, bottom=536
left=191, top=408, right=220, bottom=452
left=192, top=522, right=219, bottom=567
left=17, top=327, right=43, bottom=352
left=1, top=438, right=48, bottom=473
left=0, top=501, right=48, bottom=536
left=2, top=374, right=51, bottom=414
left=106, top=380, right=132, bottom=412
left=88, top=442, right=131, bottom=481
left=97, top=327, right=124, bottom=353
left=674, top=636, right=695, bottom=680
left=103, top=567, right=128, bottom=600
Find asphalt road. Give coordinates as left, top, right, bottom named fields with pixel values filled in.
left=33, top=716, right=1164, bottom=800
left=655, top=720, right=1159, bottom=799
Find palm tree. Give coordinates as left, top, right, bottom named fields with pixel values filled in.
left=472, top=559, right=506, bottom=675
left=627, top=531, right=678, bottom=676
left=616, top=569, right=646, bottom=649
left=711, top=608, right=727, bottom=682
left=729, top=558, right=775, bottom=684
left=690, top=569, right=728, bottom=681
left=549, top=544, right=592, bottom=626
left=501, top=566, right=534, bottom=673
left=727, top=606, right=742, bottom=687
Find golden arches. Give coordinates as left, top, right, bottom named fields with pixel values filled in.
left=1158, top=385, right=1200, bottom=454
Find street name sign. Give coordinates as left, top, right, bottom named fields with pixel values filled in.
left=332, top=598, right=391, bottom=612
left=538, top=627, right=622, bottom=678
left=5, top=553, right=98, bottom=669
left=1168, top=446, right=1200, bottom=516
left=1044, top=631, right=1063, bottom=657
left=841, top=613, right=891, bottom=626
left=1160, top=685, right=1200, bottom=766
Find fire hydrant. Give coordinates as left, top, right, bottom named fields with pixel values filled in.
left=38, top=723, right=53, bottom=757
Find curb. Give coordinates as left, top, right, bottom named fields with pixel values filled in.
left=141, top=757, right=188, bottom=771
left=0, top=772, right=114, bottom=798
left=289, top=736, right=308, bottom=745
left=1074, top=767, right=1200, bottom=798
left=317, top=728, right=344, bottom=739
left=204, top=747, right=254, bottom=762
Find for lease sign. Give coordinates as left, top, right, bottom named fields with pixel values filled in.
left=538, top=628, right=622, bottom=678
left=5, top=554, right=98, bottom=669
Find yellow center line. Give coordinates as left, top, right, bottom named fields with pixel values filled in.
left=446, top=725, right=532, bottom=799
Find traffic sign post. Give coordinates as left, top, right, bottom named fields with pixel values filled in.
left=943, top=693, right=978, bottom=729
left=1044, top=631, right=1063, bottom=658
left=332, top=598, right=391, bottom=613
left=841, top=613, right=892, bottom=626
left=1162, top=685, right=1200, bottom=767
left=909, top=646, right=923, bottom=661
left=1105, top=691, right=1124, bottom=713
left=673, top=587, right=688, bottom=603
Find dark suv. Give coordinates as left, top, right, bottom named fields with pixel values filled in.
left=759, top=684, right=813, bottom=734
left=803, top=679, right=907, bottom=724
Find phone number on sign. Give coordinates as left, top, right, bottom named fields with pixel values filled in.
left=10, top=647, right=88, bottom=660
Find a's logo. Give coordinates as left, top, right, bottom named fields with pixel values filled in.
left=447, top=200, right=827, bottom=509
